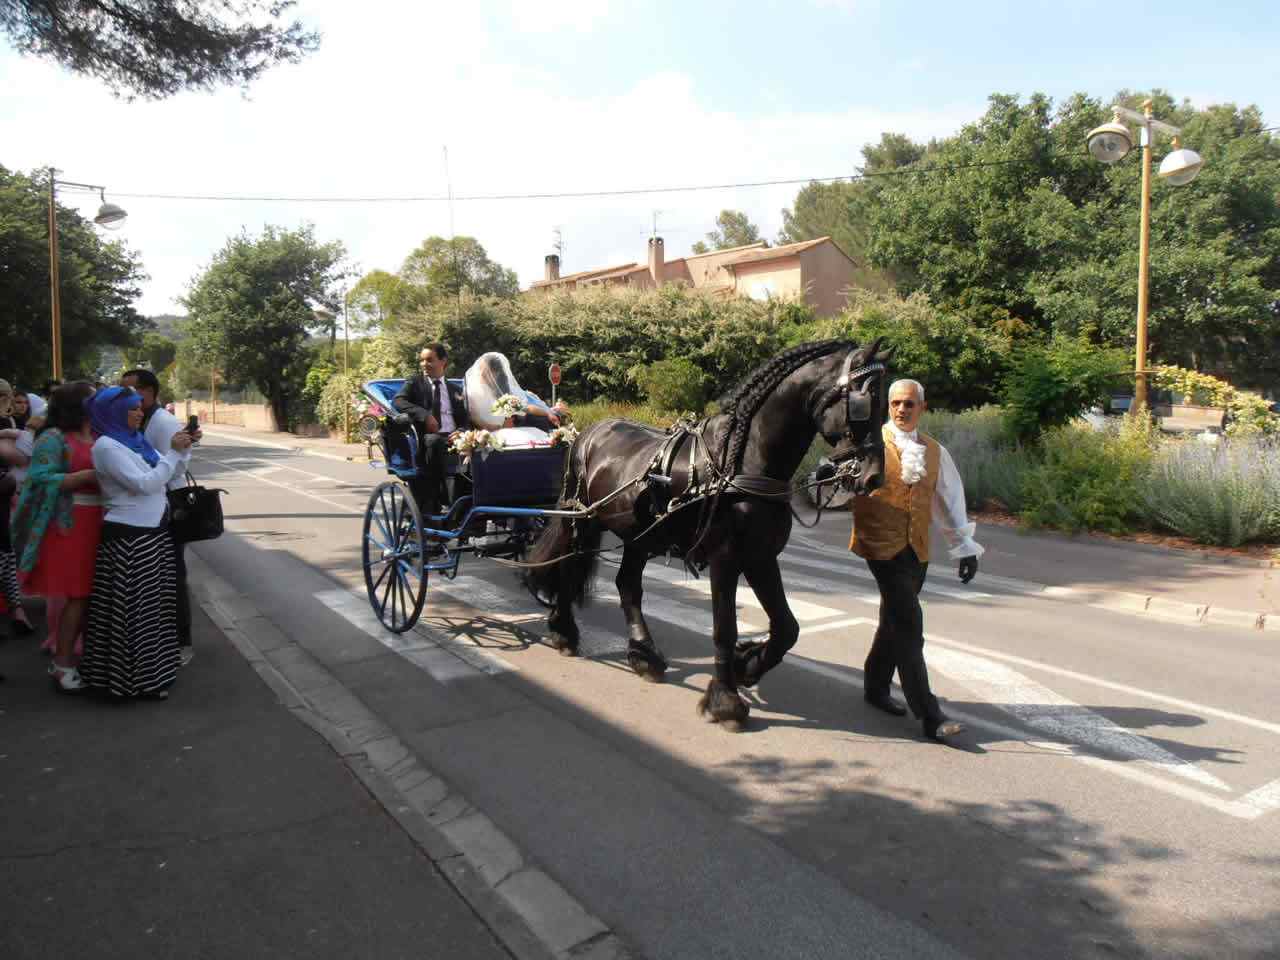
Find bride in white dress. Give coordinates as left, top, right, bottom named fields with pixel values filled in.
left=464, top=352, right=563, bottom=448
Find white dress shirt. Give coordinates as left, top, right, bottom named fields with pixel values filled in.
left=144, top=406, right=189, bottom=492
left=10, top=429, right=34, bottom=486
left=92, top=436, right=189, bottom=527
left=886, top=422, right=984, bottom=560
left=432, top=378, right=456, bottom=433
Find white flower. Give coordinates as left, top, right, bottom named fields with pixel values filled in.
left=549, top=423, right=579, bottom=446
left=491, top=393, right=527, bottom=418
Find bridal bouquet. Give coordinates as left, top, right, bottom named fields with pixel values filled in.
left=491, top=393, right=527, bottom=419
left=548, top=423, right=579, bottom=446
left=449, top=429, right=503, bottom=458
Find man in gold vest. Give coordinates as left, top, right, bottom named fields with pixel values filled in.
left=850, top=378, right=982, bottom=742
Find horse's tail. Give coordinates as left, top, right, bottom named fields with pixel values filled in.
left=523, top=450, right=602, bottom=609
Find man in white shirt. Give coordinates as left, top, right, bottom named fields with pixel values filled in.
left=848, top=378, right=983, bottom=743
left=122, top=369, right=203, bottom=660
left=391, top=343, right=470, bottom=515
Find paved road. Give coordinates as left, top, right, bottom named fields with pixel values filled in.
left=186, top=433, right=1280, bottom=960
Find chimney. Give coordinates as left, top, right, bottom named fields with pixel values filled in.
left=544, top=254, right=560, bottom=282
left=647, top=236, right=664, bottom=286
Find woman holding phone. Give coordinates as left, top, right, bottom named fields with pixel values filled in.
left=120, top=369, right=202, bottom=661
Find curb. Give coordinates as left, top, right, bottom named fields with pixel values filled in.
left=188, top=551, right=636, bottom=960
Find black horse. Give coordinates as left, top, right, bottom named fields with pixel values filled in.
left=526, top=339, right=892, bottom=729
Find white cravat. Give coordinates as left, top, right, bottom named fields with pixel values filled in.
left=886, top=422, right=928, bottom=485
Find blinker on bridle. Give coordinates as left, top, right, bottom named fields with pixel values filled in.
left=825, top=350, right=886, bottom=468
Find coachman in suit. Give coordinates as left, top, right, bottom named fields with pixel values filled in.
left=850, top=378, right=983, bottom=743
left=392, top=343, right=470, bottom=515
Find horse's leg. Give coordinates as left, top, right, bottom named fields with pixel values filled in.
left=617, top=543, right=668, bottom=682
left=547, top=565, right=580, bottom=656
left=734, top=553, right=799, bottom=688
left=696, top=553, right=750, bottom=730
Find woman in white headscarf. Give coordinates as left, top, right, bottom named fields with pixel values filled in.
left=463, top=353, right=565, bottom=446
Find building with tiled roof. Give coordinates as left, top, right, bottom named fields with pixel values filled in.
left=529, top=235, right=858, bottom=317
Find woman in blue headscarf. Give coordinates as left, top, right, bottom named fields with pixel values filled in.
left=78, top=386, right=193, bottom=699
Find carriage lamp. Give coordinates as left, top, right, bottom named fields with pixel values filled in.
left=47, top=168, right=129, bottom=379
left=1085, top=101, right=1204, bottom=413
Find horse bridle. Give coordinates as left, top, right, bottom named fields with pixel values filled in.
left=823, top=349, right=887, bottom=476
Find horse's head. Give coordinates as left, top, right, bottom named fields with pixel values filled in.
left=811, top=338, right=893, bottom=496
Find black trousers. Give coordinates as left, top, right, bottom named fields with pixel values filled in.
left=863, top=545, right=943, bottom=723
left=411, top=432, right=451, bottom=516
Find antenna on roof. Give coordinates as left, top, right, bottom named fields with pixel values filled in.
left=651, top=209, right=661, bottom=239
left=553, top=226, right=564, bottom=262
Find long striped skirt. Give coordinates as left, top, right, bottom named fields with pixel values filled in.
left=81, top=521, right=180, bottom=697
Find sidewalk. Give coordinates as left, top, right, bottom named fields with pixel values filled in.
left=0, top=603, right=516, bottom=960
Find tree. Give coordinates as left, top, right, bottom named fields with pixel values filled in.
left=400, top=236, right=519, bottom=303
left=865, top=91, right=1280, bottom=387
left=183, top=224, right=346, bottom=429
left=0, top=165, right=147, bottom=387
left=777, top=132, right=924, bottom=291
left=126, top=330, right=178, bottom=372
left=346, top=268, right=419, bottom=332
left=691, top=210, right=761, bottom=254
left=0, top=0, right=320, bottom=99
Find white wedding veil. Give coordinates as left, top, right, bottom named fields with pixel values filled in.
left=464, top=352, right=526, bottom=430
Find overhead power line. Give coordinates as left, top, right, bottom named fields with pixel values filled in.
left=106, top=125, right=1280, bottom=205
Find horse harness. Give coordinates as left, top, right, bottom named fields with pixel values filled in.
left=643, top=349, right=888, bottom=524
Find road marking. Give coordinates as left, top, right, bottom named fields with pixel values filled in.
left=619, top=560, right=846, bottom=622
left=194, top=453, right=365, bottom=516
left=315, top=587, right=515, bottom=678
left=922, top=644, right=1232, bottom=792
left=919, top=634, right=1280, bottom=739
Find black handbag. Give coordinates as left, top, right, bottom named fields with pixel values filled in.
left=167, top=471, right=228, bottom=544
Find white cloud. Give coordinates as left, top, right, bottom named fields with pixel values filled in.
left=0, top=1, right=976, bottom=315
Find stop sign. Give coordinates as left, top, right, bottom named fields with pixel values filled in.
left=549, top=363, right=562, bottom=386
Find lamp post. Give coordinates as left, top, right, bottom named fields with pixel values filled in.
left=46, top=168, right=128, bottom=380
left=1085, top=100, right=1203, bottom=413
left=341, top=289, right=350, bottom=443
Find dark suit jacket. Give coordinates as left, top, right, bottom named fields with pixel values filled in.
left=393, top=374, right=470, bottom=433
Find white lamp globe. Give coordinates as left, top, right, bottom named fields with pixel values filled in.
left=1086, top=121, right=1133, bottom=164
left=1158, top=147, right=1204, bottom=186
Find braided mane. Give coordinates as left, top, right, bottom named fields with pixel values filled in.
left=715, top=339, right=856, bottom=475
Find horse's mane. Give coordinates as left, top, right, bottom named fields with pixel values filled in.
left=715, top=339, right=855, bottom=473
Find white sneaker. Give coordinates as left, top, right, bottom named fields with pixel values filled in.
left=180, top=647, right=195, bottom=667
left=49, top=663, right=85, bottom=693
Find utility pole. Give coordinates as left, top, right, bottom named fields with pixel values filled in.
left=47, top=167, right=62, bottom=380
left=342, top=288, right=350, bottom=442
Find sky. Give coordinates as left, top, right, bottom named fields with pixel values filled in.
left=2, top=0, right=1277, bottom=317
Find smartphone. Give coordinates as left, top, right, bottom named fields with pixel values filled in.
left=186, top=414, right=199, bottom=443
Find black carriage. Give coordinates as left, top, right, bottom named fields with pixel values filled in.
left=359, top=378, right=572, bottom=632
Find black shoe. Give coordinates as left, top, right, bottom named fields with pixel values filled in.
left=864, top=692, right=908, bottom=717
left=924, top=717, right=965, bottom=742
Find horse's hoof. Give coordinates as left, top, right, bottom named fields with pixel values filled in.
left=696, top=678, right=750, bottom=729
left=548, top=630, right=579, bottom=657
left=733, top=641, right=769, bottom=688
left=626, top=646, right=668, bottom=683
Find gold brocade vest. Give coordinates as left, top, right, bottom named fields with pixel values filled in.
left=849, top=425, right=942, bottom=563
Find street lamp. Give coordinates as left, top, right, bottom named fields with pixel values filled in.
left=1085, top=100, right=1203, bottom=412
left=47, top=168, right=129, bottom=380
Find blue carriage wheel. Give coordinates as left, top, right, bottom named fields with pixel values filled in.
left=362, top=480, right=428, bottom=632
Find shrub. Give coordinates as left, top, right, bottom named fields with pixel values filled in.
left=1019, top=419, right=1156, bottom=534
left=569, top=401, right=681, bottom=431
left=1001, top=338, right=1130, bottom=444
left=1141, top=437, right=1280, bottom=546
left=632, top=357, right=708, bottom=413
left=923, top=406, right=1030, bottom=511
left=358, top=335, right=410, bottom=381
left=316, top=372, right=363, bottom=441
left=303, top=358, right=336, bottom=409
left=1149, top=365, right=1278, bottom=437
left=815, top=290, right=1011, bottom=411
